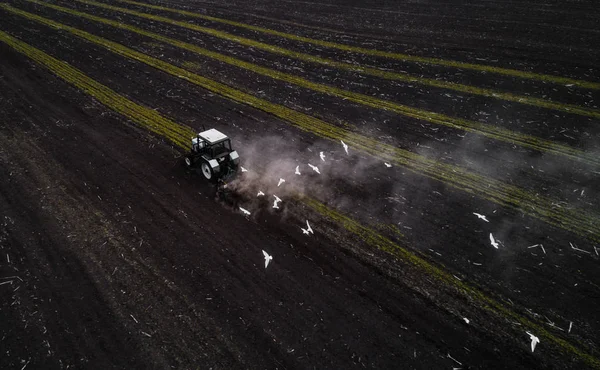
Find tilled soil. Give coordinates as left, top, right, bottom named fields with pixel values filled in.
left=0, top=0, right=599, bottom=369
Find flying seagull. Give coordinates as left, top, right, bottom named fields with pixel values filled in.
left=473, top=213, right=489, bottom=222
left=320, top=151, right=326, bottom=161
left=295, top=165, right=301, bottom=175
left=489, top=233, right=499, bottom=249
left=308, top=164, right=321, bottom=174
left=341, top=140, right=349, bottom=155
left=301, top=220, right=314, bottom=235
left=262, top=250, right=273, bottom=269
left=241, top=166, right=248, bottom=172
left=257, top=191, right=265, bottom=197
left=526, top=331, right=540, bottom=352
left=239, top=207, right=251, bottom=216
left=277, top=178, right=286, bottom=187
left=306, top=220, right=314, bottom=234
left=273, top=195, right=282, bottom=209
left=384, top=163, right=392, bottom=168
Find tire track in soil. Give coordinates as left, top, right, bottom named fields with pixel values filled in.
left=2, top=31, right=589, bottom=368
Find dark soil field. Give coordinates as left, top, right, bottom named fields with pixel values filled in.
left=1, top=0, right=599, bottom=368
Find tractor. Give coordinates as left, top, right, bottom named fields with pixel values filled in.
left=184, top=128, right=240, bottom=182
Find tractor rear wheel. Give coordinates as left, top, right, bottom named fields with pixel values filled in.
left=201, top=161, right=213, bottom=181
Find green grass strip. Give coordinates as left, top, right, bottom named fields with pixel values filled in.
left=0, top=30, right=194, bottom=149
left=111, top=0, right=600, bottom=90
left=22, top=0, right=600, bottom=167
left=93, top=0, right=600, bottom=119
left=1, top=28, right=597, bottom=368
left=304, top=196, right=600, bottom=369
left=5, top=3, right=600, bottom=246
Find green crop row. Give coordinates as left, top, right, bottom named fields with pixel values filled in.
left=68, top=0, right=600, bottom=119
left=22, top=0, right=600, bottom=167
left=110, top=0, right=600, bottom=90
left=5, top=3, right=600, bottom=245
left=1, top=27, right=598, bottom=368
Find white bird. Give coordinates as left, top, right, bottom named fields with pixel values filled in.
left=526, top=331, right=540, bottom=352
left=384, top=162, right=392, bottom=168
left=257, top=191, right=265, bottom=197
left=301, top=227, right=310, bottom=235
left=306, top=220, right=314, bottom=234
left=463, top=318, right=470, bottom=324
left=473, top=213, right=489, bottom=222
left=277, top=178, right=285, bottom=187
left=341, top=140, right=349, bottom=155
left=489, top=233, right=499, bottom=249
left=320, top=151, right=326, bottom=161
left=239, top=207, right=251, bottom=216
left=262, top=250, right=273, bottom=269
left=308, top=163, right=321, bottom=174
left=295, top=165, right=301, bottom=175
left=273, top=195, right=282, bottom=209
left=241, top=166, right=248, bottom=172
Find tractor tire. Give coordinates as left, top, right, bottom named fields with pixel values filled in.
left=184, top=156, right=193, bottom=167
left=201, top=161, right=214, bottom=181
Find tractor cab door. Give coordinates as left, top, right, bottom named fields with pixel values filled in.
left=192, top=137, right=207, bottom=153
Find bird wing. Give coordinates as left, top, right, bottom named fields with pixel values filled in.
left=489, top=233, right=495, bottom=244
left=263, top=250, right=269, bottom=258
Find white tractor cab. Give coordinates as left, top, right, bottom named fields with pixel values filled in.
left=184, top=128, right=240, bottom=182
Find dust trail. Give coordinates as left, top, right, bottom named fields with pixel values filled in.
left=227, top=132, right=397, bottom=223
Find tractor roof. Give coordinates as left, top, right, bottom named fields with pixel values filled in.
left=198, top=128, right=228, bottom=144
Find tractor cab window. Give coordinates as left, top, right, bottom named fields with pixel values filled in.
left=210, top=140, right=232, bottom=156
